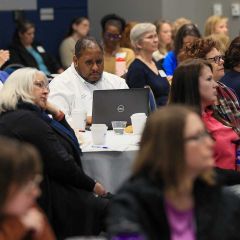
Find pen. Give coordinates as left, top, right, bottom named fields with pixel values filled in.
left=92, top=145, right=109, bottom=149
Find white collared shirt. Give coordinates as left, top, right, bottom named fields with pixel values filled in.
left=48, top=64, right=128, bottom=119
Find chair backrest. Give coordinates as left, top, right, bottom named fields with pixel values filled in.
left=144, top=85, right=157, bottom=112
left=2, top=63, right=25, bottom=75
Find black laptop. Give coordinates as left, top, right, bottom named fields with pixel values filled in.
left=92, top=88, right=150, bottom=128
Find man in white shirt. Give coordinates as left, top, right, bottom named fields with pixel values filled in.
left=48, top=36, right=128, bottom=121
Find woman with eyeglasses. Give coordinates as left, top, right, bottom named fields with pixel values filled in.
left=107, top=105, right=240, bottom=240
left=0, top=137, right=55, bottom=240
left=179, top=38, right=240, bottom=138
left=221, top=36, right=240, bottom=101
left=169, top=59, right=240, bottom=185
left=0, top=68, right=109, bottom=239
left=126, top=23, right=170, bottom=106
left=101, top=14, right=135, bottom=76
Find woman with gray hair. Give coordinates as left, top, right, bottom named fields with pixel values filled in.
left=0, top=68, right=109, bottom=240
left=126, top=23, right=170, bottom=106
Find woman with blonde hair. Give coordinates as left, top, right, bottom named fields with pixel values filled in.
left=153, top=19, right=173, bottom=62
left=107, top=105, right=240, bottom=239
left=204, top=15, right=228, bottom=36
left=205, top=33, right=230, bottom=54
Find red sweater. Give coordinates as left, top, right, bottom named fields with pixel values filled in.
left=202, top=110, right=238, bottom=170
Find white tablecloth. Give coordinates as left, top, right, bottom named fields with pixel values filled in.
left=78, top=131, right=140, bottom=193
left=79, top=130, right=140, bottom=152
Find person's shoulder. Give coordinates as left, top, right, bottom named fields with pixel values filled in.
left=117, top=174, right=162, bottom=200
left=222, top=186, right=240, bottom=205
left=2, top=108, right=41, bottom=126
left=50, top=67, right=73, bottom=85
left=128, top=59, right=143, bottom=68
left=165, top=51, right=175, bottom=59
left=120, top=47, right=134, bottom=54
left=102, top=71, right=125, bottom=82
left=60, top=37, right=75, bottom=48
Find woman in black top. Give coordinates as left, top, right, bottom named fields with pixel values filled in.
left=0, top=67, right=108, bottom=240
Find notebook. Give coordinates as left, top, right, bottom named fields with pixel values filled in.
left=92, top=88, right=150, bottom=128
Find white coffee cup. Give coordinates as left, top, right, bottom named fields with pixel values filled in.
left=90, top=124, right=108, bottom=145
left=71, top=109, right=87, bottom=131
left=130, top=113, right=147, bottom=135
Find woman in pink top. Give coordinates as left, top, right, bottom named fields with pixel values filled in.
left=107, top=105, right=240, bottom=240
left=169, top=59, right=240, bottom=184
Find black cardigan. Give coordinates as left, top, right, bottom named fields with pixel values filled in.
left=0, top=102, right=95, bottom=190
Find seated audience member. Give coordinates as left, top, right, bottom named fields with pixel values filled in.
left=169, top=59, right=240, bottom=184
left=162, top=23, right=201, bottom=76
left=101, top=14, right=135, bottom=76
left=8, top=20, right=63, bottom=75
left=171, top=17, right=192, bottom=40
left=204, top=15, right=228, bottom=37
left=126, top=23, right=170, bottom=106
left=0, top=50, right=10, bottom=83
left=180, top=38, right=240, bottom=137
left=205, top=33, right=230, bottom=54
left=59, top=17, right=90, bottom=69
left=107, top=105, right=240, bottom=240
left=49, top=36, right=128, bottom=122
left=153, top=19, right=173, bottom=62
left=0, top=137, right=55, bottom=240
left=221, top=36, right=240, bottom=101
left=0, top=68, right=109, bottom=239
left=120, top=21, right=138, bottom=50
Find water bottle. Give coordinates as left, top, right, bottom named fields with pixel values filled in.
left=236, top=149, right=240, bottom=172
left=115, top=52, right=127, bottom=77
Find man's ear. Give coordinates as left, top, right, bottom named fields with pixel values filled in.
left=73, top=55, right=78, bottom=67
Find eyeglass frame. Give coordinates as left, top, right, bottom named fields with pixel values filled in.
left=33, top=80, right=49, bottom=91
left=104, top=32, right=122, bottom=40
left=184, top=130, right=213, bottom=142
left=205, top=55, right=225, bottom=64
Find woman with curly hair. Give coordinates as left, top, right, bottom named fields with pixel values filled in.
left=179, top=38, right=240, bottom=137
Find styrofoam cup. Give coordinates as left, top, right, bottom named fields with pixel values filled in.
left=130, top=113, right=147, bottom=135
left=90, top=124, right=108, bottom=145
left=71, top=109, right=87, bottom=131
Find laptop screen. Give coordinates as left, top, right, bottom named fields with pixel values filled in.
left=92, top=88, right=150, bottom=128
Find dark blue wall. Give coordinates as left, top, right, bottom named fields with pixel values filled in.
left=0, top=0, right=87, bottom=60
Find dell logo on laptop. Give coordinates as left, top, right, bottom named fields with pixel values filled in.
left=117, top=105, right=125, bottom=112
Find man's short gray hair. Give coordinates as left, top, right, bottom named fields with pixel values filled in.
left=130, top=23, right=156, bottom=49
left=0, top=68, right=47, bottom=113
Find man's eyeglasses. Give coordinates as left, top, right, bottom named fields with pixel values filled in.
left=34, top=81, right=49, bottom=90
left=206, top=55, right=224, bottom=64
left=184, top=130, right=212, bottom=142
left=104, top=32, right=122, bottom=40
